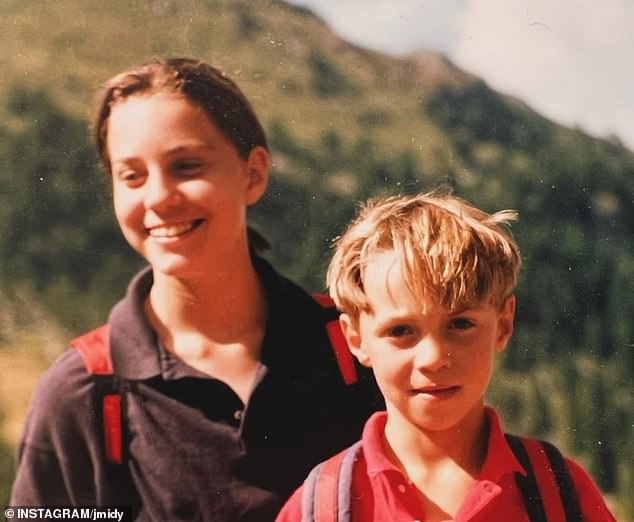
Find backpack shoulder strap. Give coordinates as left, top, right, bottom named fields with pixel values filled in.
left=70, top=324, right=112, bottom=374
left=312, top=293, right=358, bottom=385
left=70, top=324, right=122, bottom=465
left=301, top=440, right=362, bottom=522
left=506, top=433, right=581, bottom=522
left=539, top=439, right=583, bottom=521
left=505, top=433, right=548, bottom=522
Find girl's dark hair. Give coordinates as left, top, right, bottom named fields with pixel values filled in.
left=93, top=57, right=268, bottom=170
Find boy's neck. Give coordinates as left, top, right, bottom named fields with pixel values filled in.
left=383, top=402, right=489, bottom=479
left=382, top=403, right=489, bottom=520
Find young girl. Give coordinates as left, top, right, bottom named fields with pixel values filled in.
left=11, top=58, right=381, bottom=521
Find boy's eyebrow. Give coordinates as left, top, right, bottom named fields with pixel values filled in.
left=450, top=303, right=485, bottom=314
left=369, top=309, right=416, bottom=328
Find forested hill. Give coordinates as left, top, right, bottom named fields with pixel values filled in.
left=1, top=0, right=633, bottom=516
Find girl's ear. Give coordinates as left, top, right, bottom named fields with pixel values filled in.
left=340, top=313, right=371, bottom=368
left=244, top=146, right=269, bottom=206
left=495, top=295, right=515, bottom=353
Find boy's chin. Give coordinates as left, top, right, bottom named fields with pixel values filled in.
left=388, top=402, right=487, bottom=435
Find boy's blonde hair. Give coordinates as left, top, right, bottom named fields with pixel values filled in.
left=327, top=192, right=521, bottom=320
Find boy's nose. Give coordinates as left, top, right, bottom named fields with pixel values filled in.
left=413, top=336, right=452, bottom=372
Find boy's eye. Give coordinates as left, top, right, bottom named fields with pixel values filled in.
left=448, top=317, right=475, bottom=330
left=386, top=324, right=415, bottom=338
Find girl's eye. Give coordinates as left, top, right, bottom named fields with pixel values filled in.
left=174, top=159, right=204, bottom=174
left=119, top=170, right=145, bottom=186
left=448, top=317, right=475, bottom=330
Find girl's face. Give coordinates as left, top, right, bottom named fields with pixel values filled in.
left=107, top=93, right=268, bottom=278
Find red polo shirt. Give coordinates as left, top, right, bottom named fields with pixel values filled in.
left=277, top=407, right=616, bottom=521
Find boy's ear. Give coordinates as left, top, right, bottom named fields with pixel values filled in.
left=244, top=146, right=269, bottom=206
left=340, top=313, right=372, bottom=368
left=495, top=295, right=515, bottom=353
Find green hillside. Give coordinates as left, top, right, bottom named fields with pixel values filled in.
left=1, top=0, right=633, bottom=517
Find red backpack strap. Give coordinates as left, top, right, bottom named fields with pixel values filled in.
left=70, top=324, right=112, bottom=375
left=70, top=324, right=122, bottom=465
left=301, top=441, right=362, bottom=522
left=312, top=293, right=358, bottom=385
left=100, top=394, right=123, bottom=465
left=506, top=434, right=581, bottom=522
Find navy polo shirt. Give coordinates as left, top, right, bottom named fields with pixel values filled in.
left=11, top=257, right=383, bottom=521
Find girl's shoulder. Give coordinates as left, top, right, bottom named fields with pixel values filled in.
left=20, top=346, right=102, bottom=448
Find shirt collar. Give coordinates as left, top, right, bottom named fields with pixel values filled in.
left=360, top=407, right=525, bottom=481
left=479, top=406, right=525, bottom=481
left=109, top=266, right=162, bottom=380
left=108, top=256, right=313, bottom=380
left=361, top=411, right=398, bottom=477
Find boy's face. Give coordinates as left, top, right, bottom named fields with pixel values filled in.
left=341, top=250, right=515, bottom=435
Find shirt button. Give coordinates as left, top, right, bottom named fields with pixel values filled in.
left=233, top=410, right=244, bottom=421
left=397, top=484, right=406, bottom=493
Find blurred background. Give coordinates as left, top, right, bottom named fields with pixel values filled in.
left=0, top=0, right=633, bottom=518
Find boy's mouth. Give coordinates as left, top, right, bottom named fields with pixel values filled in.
left=412, top=385, right=460, bottom=400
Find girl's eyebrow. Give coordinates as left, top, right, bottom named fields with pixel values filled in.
left=165, top=143, right=216, bottom=156
left=111, top=143, right=215, bottom=167
left=110, top=157, right=138, bottom=169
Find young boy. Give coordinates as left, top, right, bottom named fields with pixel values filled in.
left=276, top=193, right=615, bottom=521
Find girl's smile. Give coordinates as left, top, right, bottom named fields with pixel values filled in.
left=107, top=93, right=268, bottom=278
left=145, top=219, right=205, bottom=240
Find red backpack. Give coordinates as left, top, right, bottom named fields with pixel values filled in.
left=69, top=293, right=357, bottom=465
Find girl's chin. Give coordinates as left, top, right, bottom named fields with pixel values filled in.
left=146, top=255, right=203, bottom=279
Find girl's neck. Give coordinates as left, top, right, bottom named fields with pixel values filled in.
left=145, top=251, right=268, bottom=402
left=147, top=251, right=267, bottom=343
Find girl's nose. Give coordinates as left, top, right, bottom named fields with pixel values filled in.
left=144, top=170, right=180, bottom=210
left=413, top=335, right=452, bottom=372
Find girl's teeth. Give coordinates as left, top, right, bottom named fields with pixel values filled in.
left=149, top=222, right=195, bottom=238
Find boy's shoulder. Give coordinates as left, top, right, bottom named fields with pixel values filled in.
left=278, top=409, right=616, bottom=522
left=502, top=430, right=616, bottom=521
